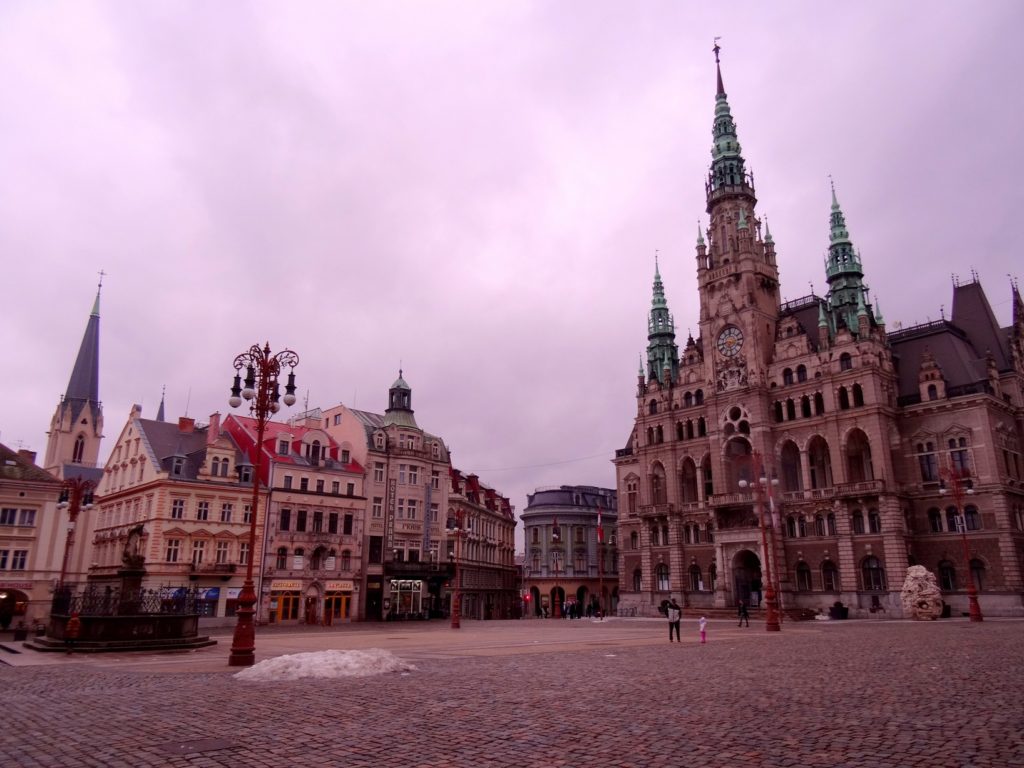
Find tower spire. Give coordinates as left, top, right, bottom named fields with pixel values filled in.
left=157, top=385, right=166, bottom=422
left=706, top=40, right=754, bottom=214
left=824, top=180, right=871, bottom=336
left=713, top=38, right=724, bottom=96
left=646, top=258, right=678, bottom=383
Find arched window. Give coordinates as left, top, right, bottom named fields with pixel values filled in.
left=656, top=426, right=664, bottom=444
left=650, top=526, right=660, bottom=546
left=928, top=508, right=942, bottom=532
left=861, top=556, right=886, bottom=591
left=838, top=387, right=850, bottom=410
left=796, top=562, right=812, bottom=591
left=786, top=399, right=796, bottom=420
left=927, top=384, right=938, bottom=401
left=655, top=564, right=670, bottom=592
left=275, top=547, right=288, bottom=569
left=827, top=513, right=837, bottom=535
left=532, top=528, right=539, bottom=544
left=868, top=509, right=881, bottom=533
left=798, top=516, right=807, bottom=537
left=786, top=516, right=797, bottom=538
left=632, top=568, right=642, bottom=591
left=292, top=547, right=305, bottom=570
left=846, top=429, right=874, bottom=483
left=822, top=560, right=839, bottom=591
left=308, top=440, right=322, bottom=464
left=938, top=560, right=956, bottom=591
left=797, top=365, right=808, bottom=382
left=695, top=389, right=704, bottom=405
left=311, top=547, right=325, bottom=570
left=72, top=435, right=86, bottom=464
left=676, top=423, right=684, bottom=441
left=852, top=383, right=864, bottom=407
left=647, top=427, right=654, bottom=445
left=680, top=458, right=699, bottom=503
left=774, top=402, right=784, bottom=423
left=341, top=550, right=351, bottom=570
left=705, top=523, right=714, bottom=543
left=780, top=441, right=802, bottom=492
left=697, top=417, right=707, bottom=437
left=969, top=558, right=986, bottom=591
left=686, top=420, right=695, bottom=439
left=851, top=509, right=865, bottom=534
left=211, top=457, right=221, bottom=476
left=630, top=531, right=638, bottom=549
left=814, top=392, right=825, bottom=415
left=684, top=392, right=693, bottom=408
left=840, top=352, right=853, bottom=371
left=964, top=505, right=980, bottom=531
left=783, top=368, right=794, bottom=385
left=808, top=436, right=833, bottom=489
left=651, top=464, right=667, bottom=505
left=689, top=564, right=702, bottom=591
left=649, top=399, right=658, bottom=415
left=814, top=515, right=825, bottom=536
left=801, top=396, right=812, bottom=418
left=946, top=506, right=960, bottom=532
left=708, top=562, right=717, bottom=590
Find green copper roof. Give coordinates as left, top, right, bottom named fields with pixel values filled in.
left=646, top=257, right=677, bottom=383
left=697, top=222, right=705, bottom=246
left=391, top=373, right=410, bottom=390
left=764, top=217, right=773, bottom=244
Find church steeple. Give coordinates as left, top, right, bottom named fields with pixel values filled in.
left=706, top=42, right=756, bottom=214
left=824, top=181, right=872, bottom=336
left=384, top=369, right=419, bottom=428
left=44, top=282, right=105, bottom=475
left=646, top=255, right=678, bottom=383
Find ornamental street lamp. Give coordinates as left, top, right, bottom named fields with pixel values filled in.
left=226, top=342, right=298, bottom=667
left=940, top=467, right=983, bottom=622
left=56, top=477, right=96, bottom=590
left=738, top=451, right=781, bottom=632
left=448, top=510, right=470, bottom=629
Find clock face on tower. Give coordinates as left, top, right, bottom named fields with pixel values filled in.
left=717, top=325, right=744, bottom=357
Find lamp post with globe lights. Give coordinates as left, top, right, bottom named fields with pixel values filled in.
left=939, top=467, right=983, bottom=622
left=226, top=342, right=298, bottom=667
left=448, top=509, right=471, bottom=629
left=738, top=452, right=781, bottom=632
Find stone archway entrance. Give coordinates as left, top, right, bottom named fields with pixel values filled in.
left=0, top=588, right=27, bottom=630
left=732, top=549, right=763, bottom=608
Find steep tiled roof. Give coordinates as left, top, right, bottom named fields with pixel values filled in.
left=0, top=443, right=61, bottom=485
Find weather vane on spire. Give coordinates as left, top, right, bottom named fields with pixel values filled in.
left=713, top=37, right=722, bottom=62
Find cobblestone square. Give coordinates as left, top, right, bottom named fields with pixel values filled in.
left=2, top=618, right=1022, bottom=767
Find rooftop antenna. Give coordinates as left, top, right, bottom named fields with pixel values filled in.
left=184, top=387, right=192, bottom=417
left=304, top=390, right=310, bottom=412
left=940, top=305, right=945, bottom=320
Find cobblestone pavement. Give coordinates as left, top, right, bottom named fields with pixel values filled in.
left=2, top=618, right=1023, bottom=767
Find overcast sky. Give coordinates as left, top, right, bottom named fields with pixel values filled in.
left=2, top=2, right=1021, bottom=548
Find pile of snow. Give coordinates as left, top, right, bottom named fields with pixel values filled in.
left=235, top=649, right=416, bottom=682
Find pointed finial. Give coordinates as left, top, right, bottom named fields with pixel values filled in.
left=829, top=175, right=839, bottom=209
left=655, top=249, right=660, bottom=275
left=713, top=37, right=725, bottom=95
left=764, top=216, right=773, bottom=244
left=156, top=385, right=166, bottom=422
left=638, top=354, right=644, bottom=377
left=697, top=221, right=704, bottom=246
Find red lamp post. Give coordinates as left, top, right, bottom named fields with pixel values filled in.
left=56, top=477, right=96, bottom=588
left=449, top=510, right=469, bottom=629
left=226, top=342, right=299, bottom=667
left=940, top=467, right=983, bottom=622
left=739, top=451, right=781, bottom=632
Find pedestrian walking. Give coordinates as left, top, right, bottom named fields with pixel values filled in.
left=65, top=612, right=82, bottom=654
left=667, top=599, right=681, bottom=642
left=738, top=600, right=750, bottom=627
left=699, top=616, right=707, bottom=644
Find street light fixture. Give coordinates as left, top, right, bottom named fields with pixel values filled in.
left=448, top=510, right=470, bottom=629
left=226, top=342, right=299, bottom=667
left=738, top=452, right=781, bottom=632
left=940, top=468, right=983, bottom=622
left=56, top=477, right=96, bottom=593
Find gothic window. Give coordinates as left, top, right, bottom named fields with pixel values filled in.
left=695, top=390, right=704, bottom=405
left=838, top=387, right=850, bottom=410
left=780, top=441, right=801, bottom=492
left=853, top=383, right=865, bottom=407
left=656, top=426, right=664, bottom=444
left=786, top=399, right=796, bottom=420
left=680, top=458, right=699, bottom=503
left=676, top=423, right=684, bottom=441
left=655, top=564, right=670, bottom=591
left=796, top=562, right=812, bottom=591
left=822, top=560, right=839, bottom=591
left=684, top=392, right=693, bottom=408
left=797, top=365, right=808, bottom=382
left=917, top=442, right=939, bottom=482
left=938, top=560, right=956, bottom=591
left=783, top=368, right=794, bottom=386
left=814, top=392, right=825, bottom=415
left=72, top=435, right=85, bottom=464
left=702, top=457, right=714, bottom=498
left=774, top=402, right=784, bottom=423
left=808, top=436, right=833, bottom=489
left=651, top=464, right=667, bottom=505
left=697, top=417, right=707, bottom=437
left=845, top=429, right=874, bottom=483
left=861, top=556, right=886, bottom=591
left=840, top=353, right=853, bottom=371
left=801, top=396, right=812, bottom=418
left=928, top=508, right=943, bottom=532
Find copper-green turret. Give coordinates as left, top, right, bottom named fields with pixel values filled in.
left=705, top=42, right=756, bottom=213
left=824, top=181, right=871, bottom=336
left=646, top=255, right=678, bottom=383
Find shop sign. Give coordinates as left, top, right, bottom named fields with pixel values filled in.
left=0, top=582, right=33, bottom=590
left=366, top=580, right=382, bottom=590
left=324, top=581, right=354, bottom=591
left=270, top=579, right=303, bottom=591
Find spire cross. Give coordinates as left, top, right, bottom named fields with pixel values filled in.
left=97, top=269, right=107, bottom=289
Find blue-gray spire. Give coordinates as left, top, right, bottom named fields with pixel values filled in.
left=63, top=285, right=102, bottom=422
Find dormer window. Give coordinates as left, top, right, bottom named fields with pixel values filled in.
left=239, top=466, right=252, bottom=483
left=341, top=449, right=350, bottom=464
left=172, top=457, right=184, bottom=476
left=278, top=440, right=289, bottom=456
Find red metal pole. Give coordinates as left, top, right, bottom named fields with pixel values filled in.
left=947, top=470, right=983, bottom=623
left=753, top=453, right=781, bottom=632
left=451, top=527, right=461, bottom=629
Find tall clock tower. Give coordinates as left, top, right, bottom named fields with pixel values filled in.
left=696, top=44, right=781, bottom=394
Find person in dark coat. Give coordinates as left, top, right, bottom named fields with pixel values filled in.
left=738, top=600, right=750, bottom=627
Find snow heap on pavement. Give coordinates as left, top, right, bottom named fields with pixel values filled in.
left=235, top=649, right=416, bottom=682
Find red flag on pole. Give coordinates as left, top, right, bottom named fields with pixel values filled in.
left=597, top=505, right=604, bottom=544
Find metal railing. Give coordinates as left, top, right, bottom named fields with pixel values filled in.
left=51, top=585, right=202, bottom=617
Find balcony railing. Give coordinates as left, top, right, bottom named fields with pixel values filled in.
left=638, top=503, right=672, bottom=518
left=835, top=479, right=885, bottom=496
left=189, top=562, right=237, bottom=575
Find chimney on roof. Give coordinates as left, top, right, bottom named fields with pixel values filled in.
left=208, top=412, right=221, bottom=445
left=178, top=416, right=196, bottom=434
left=17, top=449, right=37, bottom=465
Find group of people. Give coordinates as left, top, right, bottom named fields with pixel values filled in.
left=665, top=599, right=753, bottom=643
left=557, top=600, right=602, bottom=620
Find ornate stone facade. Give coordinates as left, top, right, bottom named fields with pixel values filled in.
left=614, top=49, right=1024, bottom=619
